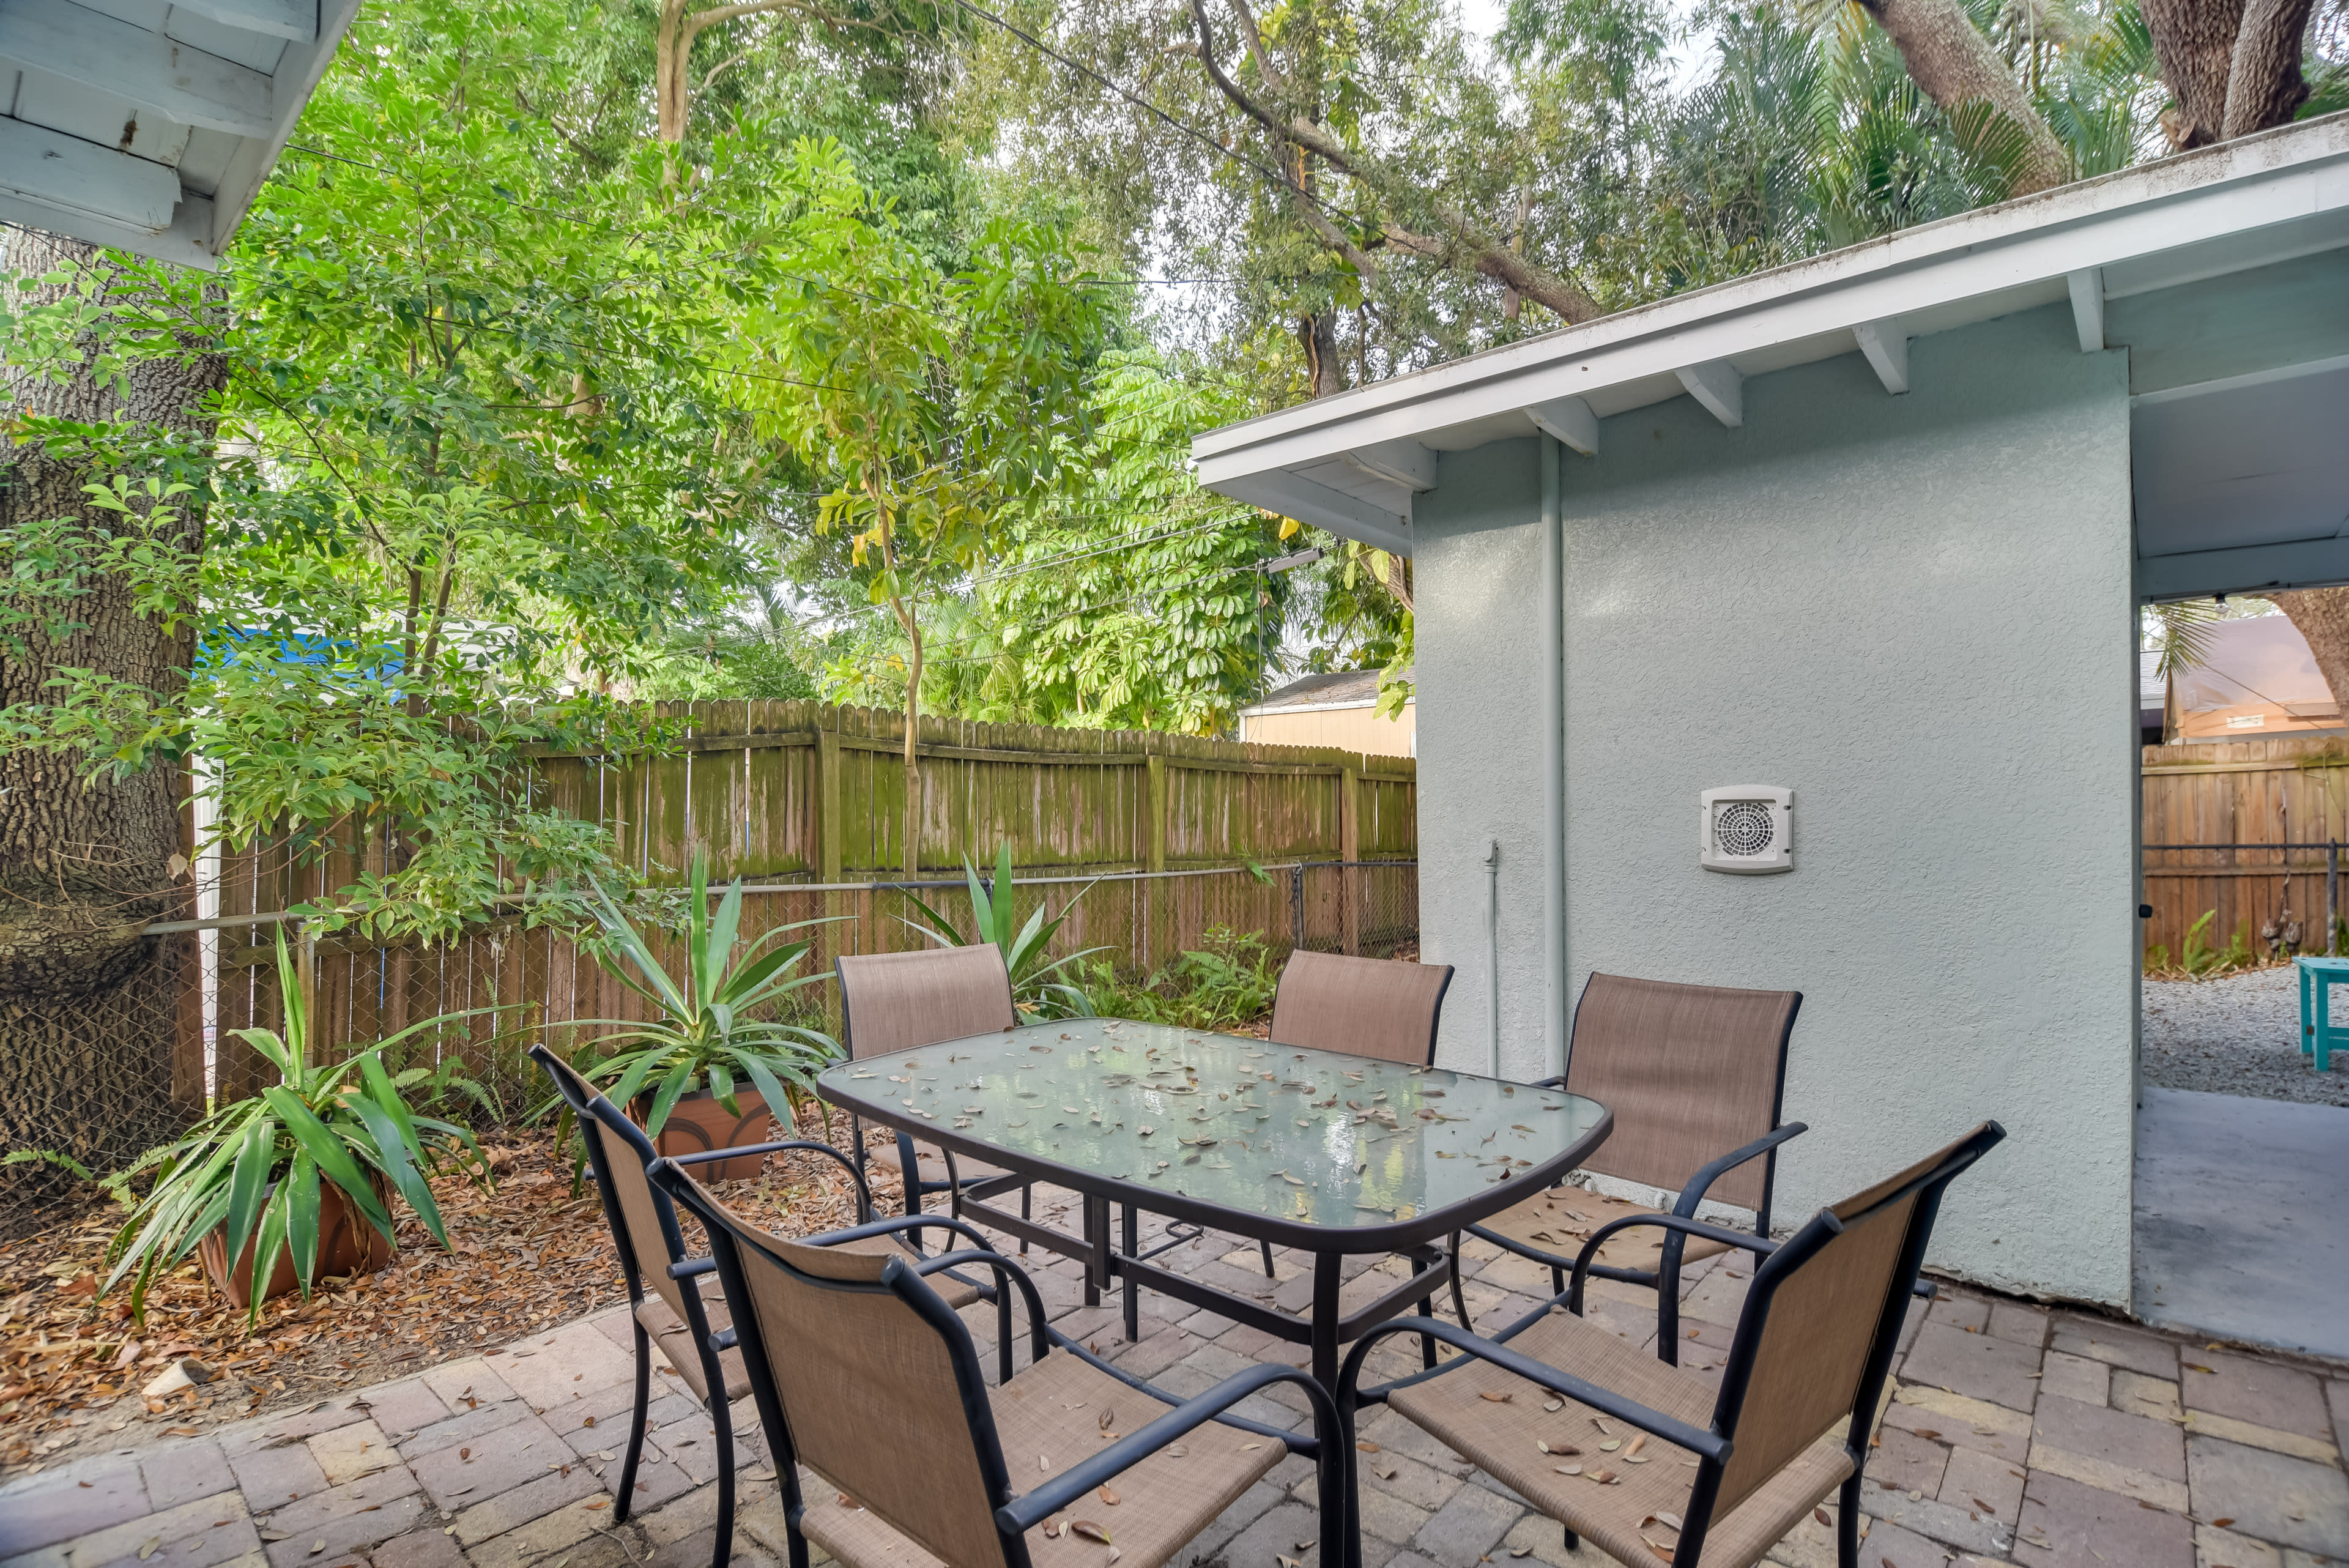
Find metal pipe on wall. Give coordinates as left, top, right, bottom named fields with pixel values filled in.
left=1540, top=433, right=1568, bottom=1080
left=1483, top=838, right=1502, bottom=1076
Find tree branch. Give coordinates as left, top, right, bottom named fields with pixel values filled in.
left=1185, top=0, right=1600, bottom=323
left=1854, top=0, right=2073, bottom=193
left=2221, top=0, right=2316, bottom=134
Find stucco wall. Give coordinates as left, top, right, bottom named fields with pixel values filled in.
left=1415, top=302, right=2137, bottom=1306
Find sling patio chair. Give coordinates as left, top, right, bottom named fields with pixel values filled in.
left=528, top=1044, right=990, bottom=1568
left=647, top=1153, right=1354, bottom=1568
left=836, top=945, right=1042, bottom=1249
left=1450, top=972, right=1803, bottom=1359
left=1218, top=949, right=1456, bottom=1279
left=1340, top=1121, right=2005, bottom=1568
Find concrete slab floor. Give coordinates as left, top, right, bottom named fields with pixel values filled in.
left=2136, top=1085, right=2349, bottom=1359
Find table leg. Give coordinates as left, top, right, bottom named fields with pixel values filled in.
left=1312, top=1253, right=1343, bottom=1395
left=2304, top=962, right=2315, bottom=1058
left=1122, top=1205, right=1140, bottom=1342
left=1082, top=1193, right=1108, bottom=1309
left=2323, top=977, right=2336, bottom=1074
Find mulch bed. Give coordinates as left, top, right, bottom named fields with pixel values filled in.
left=0, top=1113, right=896, bottom=1478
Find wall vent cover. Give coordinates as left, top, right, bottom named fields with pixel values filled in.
left=1701, top=787, right=1793, bottom=874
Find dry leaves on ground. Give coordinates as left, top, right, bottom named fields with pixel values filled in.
left=1, top=1117, right=896, bottom=1477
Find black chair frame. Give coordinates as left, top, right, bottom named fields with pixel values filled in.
left=1346, top=1122, right=2005, bottom=1568
left=533, top=1041, right=917, bottom=1568
left=649, top=1156, right=1355, bottom=1568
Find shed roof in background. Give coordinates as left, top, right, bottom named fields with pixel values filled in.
left=0, top=0, right=360, bottom=268
left=1192, top=115, right=2349, bottom=603
left=2174, top=614, right=2334, bottom=714
left=1241, top=667, right=1412, bottom=715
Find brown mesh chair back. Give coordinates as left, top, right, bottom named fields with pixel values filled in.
left=1705, top=1124, right=2001, bottom=1520
left=836, top=945, right=1019, bottom=1059
left=1563, top=973, right=1800, bottom=1210
left=529, top=1046, right=690, bottom=1323
left=1268, top=949, right=1455, bottom=1065
left=689, top=1186, right=1015, bottom=1568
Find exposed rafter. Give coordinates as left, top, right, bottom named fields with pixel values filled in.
left=1676, top=362, right=1745, bottom=428
left=1526, top=395, right=1599, bottom=456
left=1854, top=321, right=1911, bottom=394
left=2069, top=269, right=2106, bottom=352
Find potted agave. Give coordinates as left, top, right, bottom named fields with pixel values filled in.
left=575, top=852, right=840, bottom=1179
left=103, top=931, right=491, bottom=1323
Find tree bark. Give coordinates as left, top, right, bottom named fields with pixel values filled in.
left=1296, top=311, right=1343, bottom=398
left=1, top=229, right=225, bottom=1230
left=2273, top=590, right=2349, bottom=727
left=2220, top=0, right=2317, bottom=135
left=1855, top=0, right=2073, bottom=195
left=2142, top=0, right=2245, bottom=145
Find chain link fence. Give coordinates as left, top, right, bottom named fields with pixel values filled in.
left=0, top=861, right=1419, bottom=1243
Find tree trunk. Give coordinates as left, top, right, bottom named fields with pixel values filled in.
left=1857, top=0, right=2074, bottom=195
left=2141, top=0, right=2245, bottom=145
left=2219, top=0, right=2316, bottom=135
left=0, top=229, right=224, bottom=1234
left=1296, top=311, right=1343, bottom=399
left=2273, top=590, right=2349, bottom=728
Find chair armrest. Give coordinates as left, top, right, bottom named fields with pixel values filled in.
left=1335, top=1315, right=1729, bottom=1463
left=997, top=1362, right=1340, bottom=1532
left=667, top=1257, right=718, bottom=1281
left=911, top=1247, right=1048, bottom=1362
left=1568, top=1213, right=1773, bottom=1316
left=660, top=1140, right=878, bottom=1222
left=807, top=1213, right=1005, bottom=1255
left=1673, top=1123, right=1807, bottom=1219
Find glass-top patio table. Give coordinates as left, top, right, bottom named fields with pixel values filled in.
left=815, top=1016, right=1612, bottom=1392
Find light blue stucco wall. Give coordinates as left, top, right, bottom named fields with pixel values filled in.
left=1415, top=302, right=2138, bottom=1305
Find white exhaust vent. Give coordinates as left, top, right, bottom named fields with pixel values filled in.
left=1700, top=787, right=1793, bottom=874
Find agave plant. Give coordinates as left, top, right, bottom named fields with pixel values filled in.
left=102, top=930, right=491, bottom=1325
left=574, top=851, right=841, bottom=1138
left=902, top=842, right=1104, bottom=1019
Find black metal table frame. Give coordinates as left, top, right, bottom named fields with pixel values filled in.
left=821, top=1047, right=1614, bottom=1394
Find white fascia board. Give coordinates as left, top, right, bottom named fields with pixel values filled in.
left=0, top=0, right=273, bottom=137
left=1192, top=118, right=2349, bottom=485
left=204, top=0, right=362, bottom=255
left=1212, top=469, right=1413, bottom=556
left=0, top=186, right=218, bottom=267
left=2140, top=536, right=2349, bottom=599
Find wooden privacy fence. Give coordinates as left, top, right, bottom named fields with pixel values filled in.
left=204, top=700, right=1418, bottom=1107
left=2142, top=735, right=2349, bottom=960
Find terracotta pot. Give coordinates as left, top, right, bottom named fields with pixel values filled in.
left=636, top=1086, right=781, bottom=1181
left=198, top=1175, right=395, bottom=1310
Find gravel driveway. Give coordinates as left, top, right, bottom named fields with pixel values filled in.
left=2143, top=964, right=2349, bottom=1106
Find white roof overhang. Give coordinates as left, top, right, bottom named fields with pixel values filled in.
left=1193, top=114, right=2349, bottom=597
left=0, top=0, right=361, bottom=269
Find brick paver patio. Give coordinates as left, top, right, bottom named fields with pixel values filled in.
left=8, top=1187, right=2346, bottom=1568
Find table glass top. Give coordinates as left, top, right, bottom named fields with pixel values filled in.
left=817, top=1017, right=1610, bottom=1233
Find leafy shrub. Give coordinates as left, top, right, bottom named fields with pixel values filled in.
left=1084, top=926, right=1284, bottom=1031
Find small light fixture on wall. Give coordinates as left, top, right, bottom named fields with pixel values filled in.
left=1701, top=787, right=1794, bottom=874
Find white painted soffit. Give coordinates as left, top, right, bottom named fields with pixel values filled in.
left=1192, top=114, right=2349, bottom=544
left=0, top=0, right=362, bottom=270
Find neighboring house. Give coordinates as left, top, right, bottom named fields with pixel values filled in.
left=2167, top=614, right=2343, bottom=741
left=1194, top=118, right=2349, bottom=1313
left=1238, top=669, right=1416, bottom=756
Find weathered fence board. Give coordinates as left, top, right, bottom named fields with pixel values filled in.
left=2142, top=736, right=2349, bottom=960
left=202, top=700, right=1418, bottom=1101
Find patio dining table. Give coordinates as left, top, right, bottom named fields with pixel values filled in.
left=815, top=1016, right=1612, bottom=1394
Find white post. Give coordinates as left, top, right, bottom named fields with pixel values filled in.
left=1483, top=838, right=1502, bottom=1076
